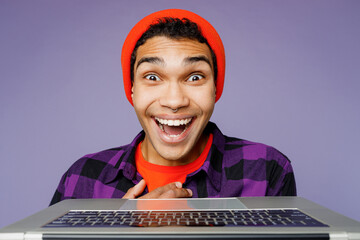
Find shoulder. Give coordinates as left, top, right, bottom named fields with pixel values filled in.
left=208, top=122, right=291, bottom=168
left=223, top=135, right=291, bottom=168
left=65, top=131, right=145, bottom=175
left=60, top=130, right=144, bottom=186
left=65, top=144, right=134, bottom=178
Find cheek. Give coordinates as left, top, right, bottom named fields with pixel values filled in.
left=132, top=86, right=146, bottom=115
left=191, top=87, right=216, bottom=115
left=132, top=85, right=158, bottom=115
left=203, top=97, right=215, bottom=116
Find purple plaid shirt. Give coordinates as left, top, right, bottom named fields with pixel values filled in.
left=50, top=122, right=296, bottom=205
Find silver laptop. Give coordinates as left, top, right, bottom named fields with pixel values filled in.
left=1, top=197, right=360, bottom=239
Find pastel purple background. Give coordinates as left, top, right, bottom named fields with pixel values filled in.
left=0, top=0, right=359, bottom=228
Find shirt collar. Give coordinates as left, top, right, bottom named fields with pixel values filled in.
left=104, top=131, right=144, bottom=184
left=104, top=121, right=226, bottom=188
left=188, top=122, right=225, bottom=192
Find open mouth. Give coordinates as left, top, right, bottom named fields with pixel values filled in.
left=155, top=117, right=193, bottom=137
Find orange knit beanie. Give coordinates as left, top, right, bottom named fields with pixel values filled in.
left=121, top=9, right=225, bottom=105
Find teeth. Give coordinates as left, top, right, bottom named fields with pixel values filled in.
left=155, top=117, right=192, bottom=126
left=155, top=117, right=192, bottom=138
left=169, top=134, right=182, bottom=137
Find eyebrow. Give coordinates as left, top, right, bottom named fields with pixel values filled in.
left=136, top=57, right=164, bottom=69
left=183, top=55, right=212, bottom=68
left=136, top=55, right=212, bottom=70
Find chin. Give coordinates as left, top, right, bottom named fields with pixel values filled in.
left=158, top=149, right=188, bottom=162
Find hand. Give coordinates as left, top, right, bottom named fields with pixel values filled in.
left=123, top=180, right=193, bottom=199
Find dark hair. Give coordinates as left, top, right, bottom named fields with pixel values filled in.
left=130, top=17, right=217, bottom=82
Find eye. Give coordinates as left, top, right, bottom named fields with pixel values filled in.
left=145, top=74, right=160, bottom=81
left=187, top=74, right=204, bottom=82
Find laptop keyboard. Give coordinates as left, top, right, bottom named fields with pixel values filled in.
left=44, top=209, right=328, bottom=228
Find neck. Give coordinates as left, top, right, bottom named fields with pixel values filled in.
left=141, top=134, right=209, bottom=166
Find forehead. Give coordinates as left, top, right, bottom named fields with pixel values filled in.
left=135, top=36, right=213, bottom=64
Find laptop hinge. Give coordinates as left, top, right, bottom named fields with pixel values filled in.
left=0, top=233, right=24, bottom=240
left=43, top=233, right=330, bottom=239
left=329, top=232, right=348, bottom=240
left=24, top=233, right=43, bottom=240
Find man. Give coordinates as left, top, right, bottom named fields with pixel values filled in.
left=50, top=9, right=296, bottom=205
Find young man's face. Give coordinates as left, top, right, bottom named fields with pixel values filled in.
left=132, top=36, right=216, bottom=166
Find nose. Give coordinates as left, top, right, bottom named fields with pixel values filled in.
left=159, top=82, right=190, bottom=111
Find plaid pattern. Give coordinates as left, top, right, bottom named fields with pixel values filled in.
left=50, top=122, right=296, bottom=205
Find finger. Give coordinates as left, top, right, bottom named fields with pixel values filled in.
left=159, top=187, right=193, bottom=199
left=123, top=179, right=146, bottom=199
left=139, top=182, right=182, bottom=199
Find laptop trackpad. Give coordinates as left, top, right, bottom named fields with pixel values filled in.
left=119, top=198, right=247, bottom=210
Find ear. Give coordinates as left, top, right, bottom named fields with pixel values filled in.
left=131, top=86, right=134, bottom=99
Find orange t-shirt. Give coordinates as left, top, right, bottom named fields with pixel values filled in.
left=135, top=134, right=213, bottom=192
